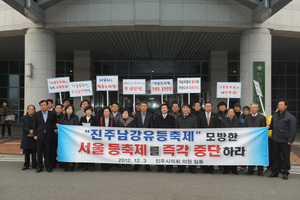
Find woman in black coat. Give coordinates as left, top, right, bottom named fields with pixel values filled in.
left=58, top=104, right=79, bottom=172
left=116, top=108, right=136, bottom=171
left=20, top=105, right=37, bottom=170
left=80, top=106, right=98, bottom=171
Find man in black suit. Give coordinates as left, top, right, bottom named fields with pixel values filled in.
left=199, top=102, right=220, bottom=174
left=244, top=103, right=266, bottom=176
left=154, top=104, right=175, bottom=172
left=133, top=101, right=153, bottom=172
left=176, top=104, right=198, bottom=174
left=33, top=100, right=56, bottom=173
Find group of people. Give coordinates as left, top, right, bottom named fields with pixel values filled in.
left=19, top=97, right=296, bottom=180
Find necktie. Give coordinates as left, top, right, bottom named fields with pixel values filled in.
left=207, top=114, right=210, bottom=126
left=163, top=115, right=166, bottom=119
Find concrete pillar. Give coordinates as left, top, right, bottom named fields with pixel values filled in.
left=240, top=28, right=271, bottom=116
left=209, top=51, right=228, bottom=113
left=25, top=28, right=56, bottom=112
left=73, top=50, right=92, bottom=111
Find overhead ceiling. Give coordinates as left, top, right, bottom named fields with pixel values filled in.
left=0, top=31, right=300, bottom=62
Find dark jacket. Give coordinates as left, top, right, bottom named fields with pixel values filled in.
left=33, top=110, right=56, bottom=140
left=154, top=114, right=175, bottom=128
left=111, top=112, right=121, bottom=126
left=270, top=111, right=296, bottom=143
left=244, top=113, right=266, bottom=128
left=20, top=114, right=36, bottom=149
left=239, top=114, right=249, bottom=127
left=221, top=116, right=242, bottom=128
left=99, top=116, right=114, bottom=127
left=116, top=117, right=136, bottom=127
left=169, top=111, right=181, bottom=120
left=80, top=115, right=98, bottom=126
left=192, top=110, right=204, bottom=128
left=199, top=112, right=220, bottom=128
left=59, top=114, right=80, bottom=125
left=176, top=113, right=198, bottom=128
left=0, top=105, right=13, bottom=125
left=134, top=111, right=153, bottom=128
left=217, top=110, right=227, bottom=121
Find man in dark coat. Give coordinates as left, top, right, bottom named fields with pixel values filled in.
left=192, top=101, right=204, bottom=128
left=33, top=100, right=56, bottom=173
left=176, top=104, right=198, bottom=174
left=244, top=103, right=266, bottom=176
left=199, top=102, right=220, bottom=174
left=220, top=108, right=241, bottom=174
left=154, top=104, right=175, bottom=172
left=52, top=104, right=64, bottom=169
left=133, top=101, right=153, bottom=172
left=217, top=101, right=227, bottom=121
left=268, top=98, right=296, bottom=180
left=20, top=105, right=37, bottom=170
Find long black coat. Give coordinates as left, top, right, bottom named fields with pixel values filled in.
left=221, top=117, right=242, bottom=128
left=199, top=112, right=220, bottom=128
left=20, top=114, right=36, bottom=149
left=134, top=112, right=153, bottom=128
left=176, top=114, right=198, bottom=128
left=192, top=110, right=204, bottom=128
left=154, top=114, right=175, bottom=128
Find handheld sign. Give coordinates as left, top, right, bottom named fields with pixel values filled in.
left=151, top=79, right=173, bottom=104
left=96, top=75, right=119, bottom=106
left=177, top=77, right=201, bottom=104
left=69, top=81, right=93, bottom=98
left=47, top=77, right=70, bottom=104
left=123, top=79, right=146, bottom=112
left=253, top=80, right=265, bottom=116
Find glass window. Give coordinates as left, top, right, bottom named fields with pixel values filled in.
left=286, top=89, right=296, bottom=99
left=103, top=62, right=116, bottom=75
left=287, top=101, right=296, bottom=111
left=56, top=61, right=65, bottom=74
left=0, top=75, right=8, bottom=87
left=286, top=62, right=296, bottom=74
left=9, top=88, right=19, bottom=99
left=187, top=62, right=201, bottom=75
left=93, top=62, right=101, bottom=74
left=286, top=76, right=296, bottom=88
left=272, top=76, right=285, bottom=88
left=9, top=75, right=19, bottom=87
left=228, top=62, right=239, bottom=75
left=201, top=62, right=208, bottom=75
left=0, top=61, right=8, bottom=73
left=152, top=62, right=173, bottom=75
left=130, top=62, right=150, bottom=75
left=19, top=75, right=24, bottom=87
left=20, top=88, right=24, bottom=98
left=174, top=62, right=188, bottom=75
left=20, top=61, right=24, bottom=74
left=272, top=62, right=285, bottom=74
left=20, top=100, right=24, bottom=110
left=272, top=89, right=285, bottom=100
left=228, top=76, right=239, bottom=82
left=9, top=61, right=19, bottom=74
left=66, top=62, right=73, bottom=74
left=8, top=99, right=18, bottom=110
left=0, top=88, right=7, bottom=98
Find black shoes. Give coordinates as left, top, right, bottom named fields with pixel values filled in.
left=36, top=168, right=42, bottom=173
left=47, top=168, right=52, bottom=173
left=22, top=167, right=29, bottom=170
left=145, top=165, right=151, bottom=172
left=283, top=174, right=288, bottom=180
left=246, top=171, right=254, bottom=175
left=267, top=172, right=279, bottom=178
left=189, top=169, right=197, bottom=174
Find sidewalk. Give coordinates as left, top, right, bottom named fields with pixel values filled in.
left=1, top=124, right=300, bottom=166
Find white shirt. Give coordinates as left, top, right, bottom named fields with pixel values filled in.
left=252, top=113, right=258, bottom=117
left=205, top=112, right=211, bottom=119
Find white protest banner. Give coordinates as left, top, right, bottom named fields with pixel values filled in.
left=151, top=79, right=173, bottom=95
left=177, top=77, right=201, bottom=94
left=253, top=80, right=263, bottom=97
left=69, top=80, right=93, bottom=97
left=47, top=77, right=70, bottom=93
left=96, top=75, right=119, bottom=91
left=123, top=79, right=146, bottom=95
left=58, top=125, right=268, bottom=166
left=216, top=82, right=242, bottom=99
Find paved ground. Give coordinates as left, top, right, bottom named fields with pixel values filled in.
left=0, top=160, right=299, bottom=200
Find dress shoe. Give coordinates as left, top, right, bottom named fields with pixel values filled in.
left=268, top=172, right=279, bottom=178
left=283, top=174, right=288, bottom=180
left=209, top=171, right=214, bottom=174
left=22, top=167, right=29, bottom=170
left=166, top=169, right=172, bottom=173
left=47, top=168, right=52, bottom=173
left=258, top=173, right=263, bottom=176
left=246, top=171, right=254, bottom=175
left=189, top=169, right=197, bottom=174
left=232, top=171, right=239, bottom=175
left=176, top=169, right=184, bottom=173
left=36, top=169, right=42, bottom=173
left=145, top=166, right=151, bottom=172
